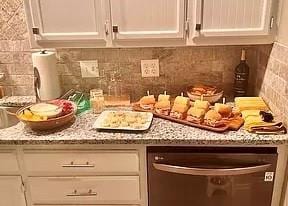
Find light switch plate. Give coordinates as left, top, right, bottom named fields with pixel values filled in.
left=80, top=60, right=99, bottom=78
left=141, top=59, right=159, bottom=77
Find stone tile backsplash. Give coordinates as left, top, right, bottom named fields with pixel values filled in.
left=255, top=42, right=288, bottom=125
left=56, top=46, right=258, bottom=101
left=0, top=0, right=33, bottom=95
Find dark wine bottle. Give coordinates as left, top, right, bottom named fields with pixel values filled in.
left=234, top=49, right=250, bottom=97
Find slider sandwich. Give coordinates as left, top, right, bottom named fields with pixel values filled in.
left=214, top=103, right=232, bottom=118
left=170, top=96, right=190, bottom=119
left=158, top=93, right=170, bottom=102
left=155, top=93, right=171, bottom=115
left=186, top=107, right=206, bottom=124
left=155, top=100, right=171, bottom=116
left=139, top=95, right=156, bottom=110
left=204, top=110, right=224, bottom=127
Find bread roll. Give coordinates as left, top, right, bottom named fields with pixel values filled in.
left=174, top=96, right=189, bottom=106
left=205, top=110, right=222, bottom=121
left=171, top=104, right=189, bottom=113
left=194, top=100, right=210, bottom=111
left=214, top=103, right=232, bottom=118
left=139, top=95, right=156, bottom=105
left=187, top=107, right=206, bottom=118
left=155, top=100, right=170, bottom=109
left=158, top=94, right=170, bottom=102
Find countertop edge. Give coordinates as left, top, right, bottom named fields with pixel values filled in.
left=0, top=138, right=287, bottom=145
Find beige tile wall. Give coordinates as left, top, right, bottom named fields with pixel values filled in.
left=0, top=0, right=33, bottom=95
left=255, top=42, right=288, bottom=125
left=56, top=46, right=259, bottom=101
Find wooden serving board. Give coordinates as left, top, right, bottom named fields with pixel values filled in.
left=132, top=105, right=231, bottom=133
left=223, top=117, right=244, bottom=131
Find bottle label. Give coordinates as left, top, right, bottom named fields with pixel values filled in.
left=234, top=74, right=248, bottom=87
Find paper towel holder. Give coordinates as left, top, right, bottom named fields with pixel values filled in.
left=40, top=50, right=47, bottom=54
left=33, top=67, right=41, bottom=103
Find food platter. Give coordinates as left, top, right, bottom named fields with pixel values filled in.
left=16, top=99, right=77, bottom=131
left=132, top=104, right=243, bottom=133
left=93, top=110, right=153, bottom=131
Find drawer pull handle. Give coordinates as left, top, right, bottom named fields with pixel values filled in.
left=62, top=161, right=95, bottom=168
left=67, top=189, right=97, bottom=197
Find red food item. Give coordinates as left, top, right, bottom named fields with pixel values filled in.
left=50, top=99, right=74, bottom=116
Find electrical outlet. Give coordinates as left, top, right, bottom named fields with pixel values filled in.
left=141, top=59, right=159, bottom=77
left=80, top=60, right=99, bottom=78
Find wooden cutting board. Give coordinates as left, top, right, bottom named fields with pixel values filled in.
left=132, top=105, right=230, bottom=133
left=132, top=104, right=244, bottom=132
left=223, top=116, right=244, bottom=131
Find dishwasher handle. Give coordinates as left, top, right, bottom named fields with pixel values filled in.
left=153, top=163, right=272, bottom=176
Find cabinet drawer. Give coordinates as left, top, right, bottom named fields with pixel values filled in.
left=23, top=150, right=139, bottom=174
left=0, top=152, right=19, bottom=173
left=29, top=176, right=140, bottom=204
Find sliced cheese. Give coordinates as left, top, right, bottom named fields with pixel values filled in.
left=235, top=97, right=269, bottom=111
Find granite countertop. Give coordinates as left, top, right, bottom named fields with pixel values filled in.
left=0, top=108, right=288, bottom=145
left=0, top=96, right=36, bottom=107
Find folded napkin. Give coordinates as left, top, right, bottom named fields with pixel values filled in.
left=242, top=110, right=287, bottom=134
left=249, top=122, right=286, bottom=135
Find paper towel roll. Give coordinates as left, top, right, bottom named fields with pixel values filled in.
left=32, top=51, right=62, bottom=101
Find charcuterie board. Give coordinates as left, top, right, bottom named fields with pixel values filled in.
left=132, top=104, right=243, bottom=133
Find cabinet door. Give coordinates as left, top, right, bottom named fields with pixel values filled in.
left=28, top=0, right=106, bottom=41
left=110, top=0, right=185, bottom=40
left=29, top=176, right=140, bottom=205
left=195, top=0, right=273, bottom=36
left=0, top=176, right=26, bottom=206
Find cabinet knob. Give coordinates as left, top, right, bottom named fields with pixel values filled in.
left=195, top=24, right=202, bottom=31
left=112, top=25, right=119, bottom=33
left=32, top=27, right=40, bottom=35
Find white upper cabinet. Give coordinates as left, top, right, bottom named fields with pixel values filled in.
left=26, top=0, right=107, bottom=45
left=192, top=0, right=274, bottom=37
left=24, top=0, right=278, bottom=47
left=110, top=0, right=186, bottom=40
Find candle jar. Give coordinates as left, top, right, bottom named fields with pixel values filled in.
left=90, top=89, right=105, bottom=114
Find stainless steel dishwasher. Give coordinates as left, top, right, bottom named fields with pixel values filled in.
left=147, top=147, right=277, bottom=206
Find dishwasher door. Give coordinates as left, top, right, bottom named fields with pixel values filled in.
left=147, top=147, right=278, bottom=206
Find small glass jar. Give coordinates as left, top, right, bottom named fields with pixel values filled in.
left=90, top=89, right=105, bottom=114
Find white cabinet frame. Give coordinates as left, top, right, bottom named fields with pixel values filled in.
left=24, top=0, right=110, bottom=48
left=110, top=0, right=186, bottom=40
left=23, top=0, right=278, bottom=48
left=194, top=0, right=273, bottom=37
left=187, top=0, right=277, bottom=45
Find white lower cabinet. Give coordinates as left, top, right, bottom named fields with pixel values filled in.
left=0, top=176, right=26, bottom=206
left=0, top=148, right=143, bottom=206
left=29, top=176, right=140, bottom=205
left=25, top=150, right=142, bottom=205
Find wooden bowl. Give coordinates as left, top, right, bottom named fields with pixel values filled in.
left=16, top=106, right=75, bottom=131
left=187, top=86, right=223, bottom=104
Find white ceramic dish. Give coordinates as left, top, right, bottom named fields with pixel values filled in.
left=29, top=103, right=62, bottom=118
left=93, top=110, right=153, bottom=131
